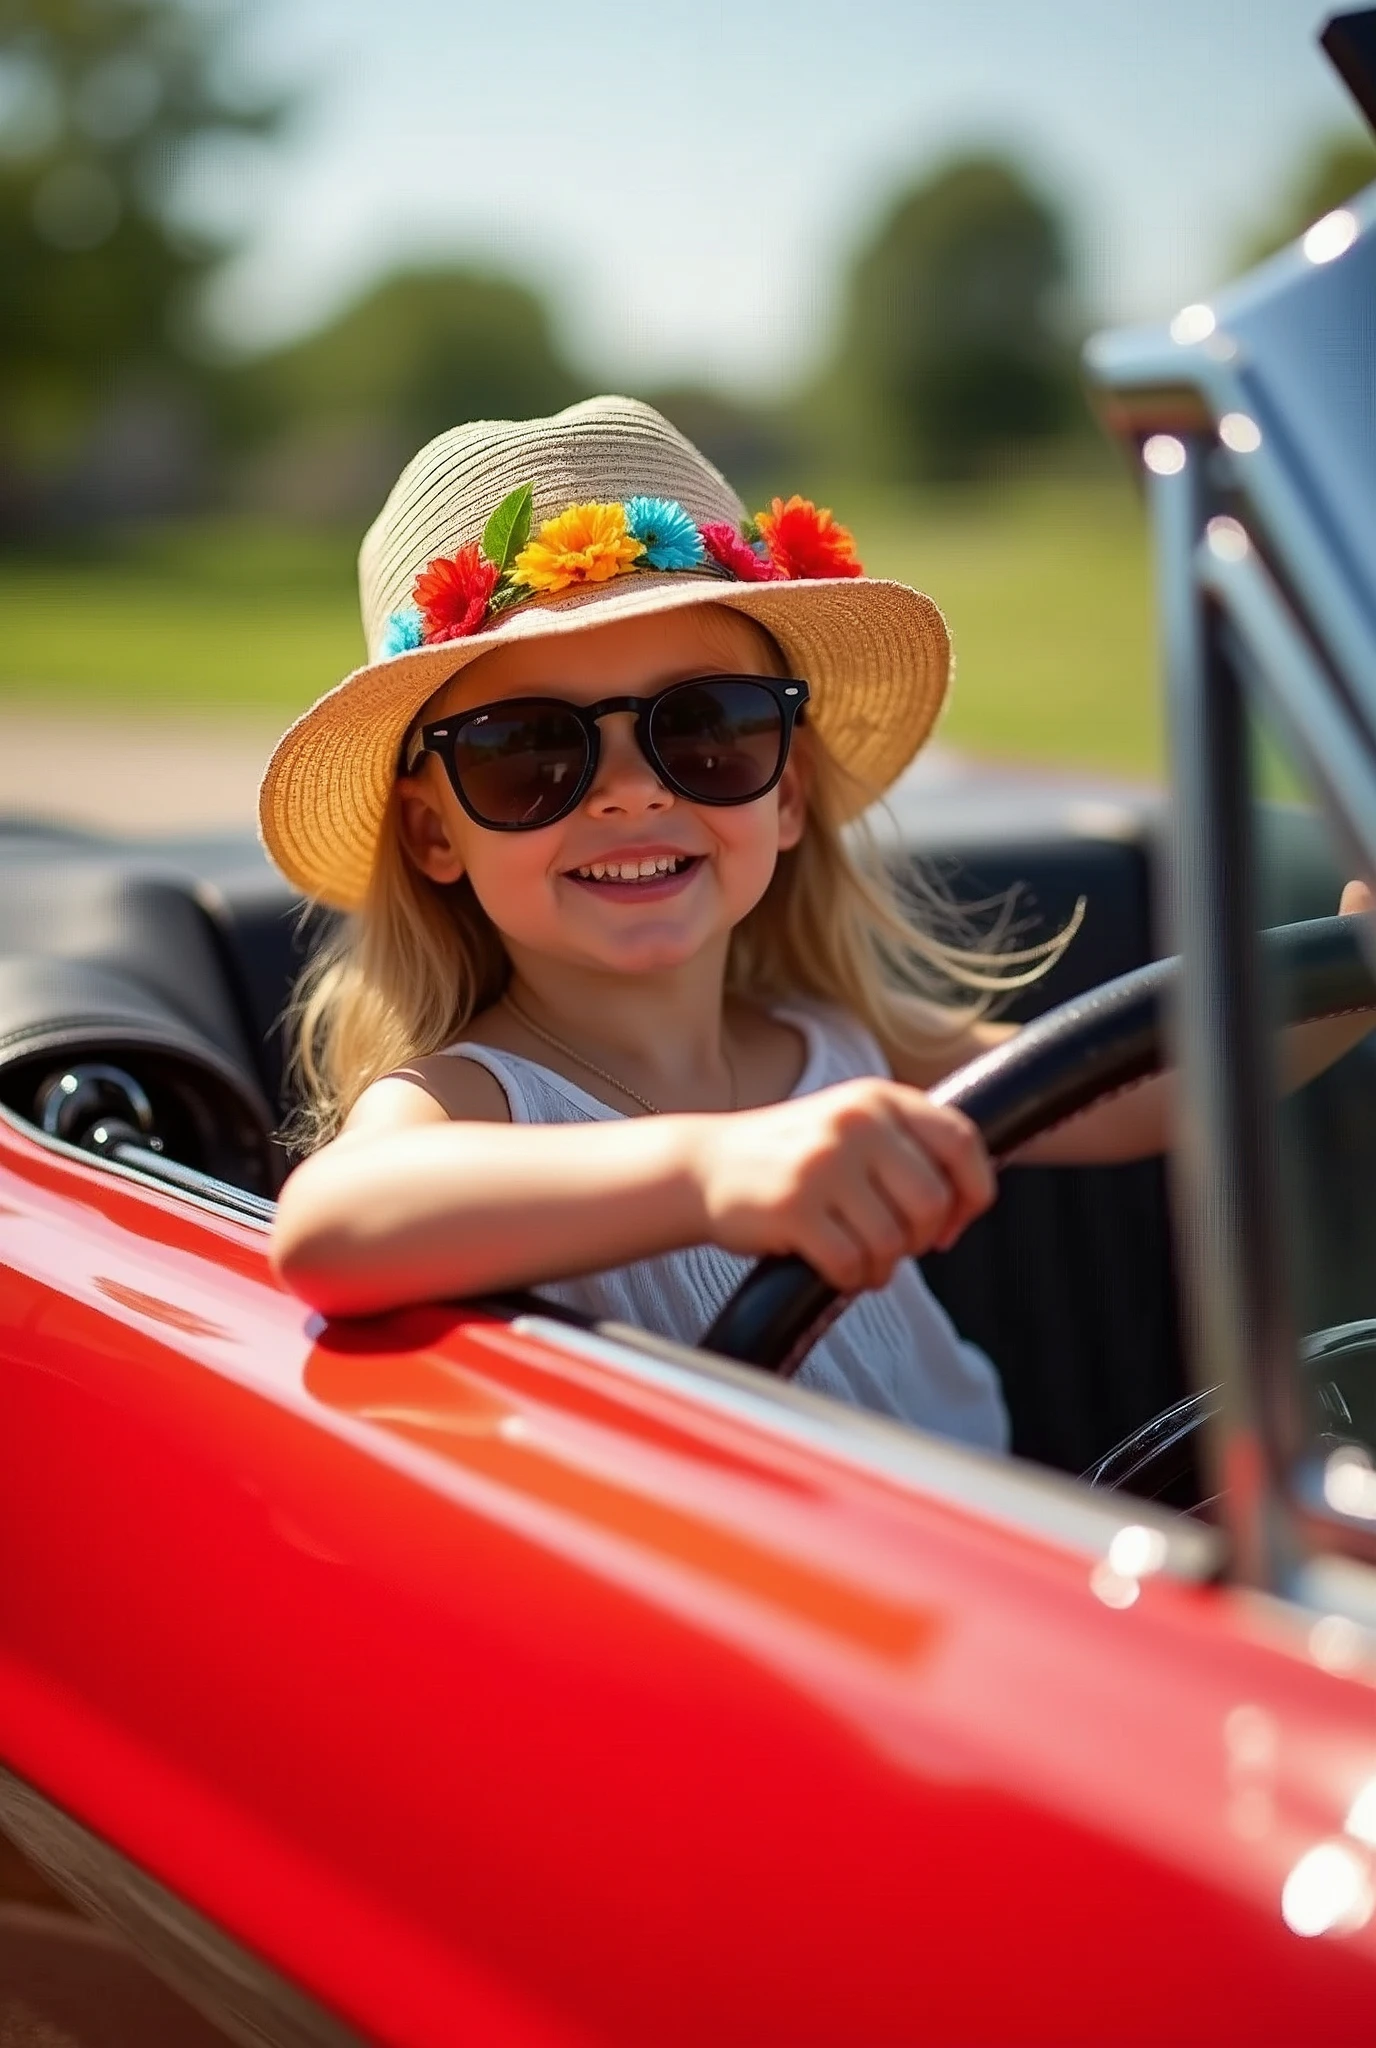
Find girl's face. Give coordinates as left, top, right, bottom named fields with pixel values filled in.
left=396, top=606, right=809, bottom=981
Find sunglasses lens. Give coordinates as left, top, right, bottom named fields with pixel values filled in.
left=452, top=707, right=588, bottom=827
left=650, top=681, right=785, bottom=805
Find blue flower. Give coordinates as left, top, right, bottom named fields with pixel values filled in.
left=381, top=604, right=424, bottom=656
left=624, top=496, right=704, bottom=573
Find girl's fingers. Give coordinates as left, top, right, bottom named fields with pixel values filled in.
left=828, top=1179, right=913, bottom=1291
left=886, top=1093, right=996, bottom=1227
left=868, top=1138, right=959, bottom=1258
left=804, top=1211, right=881, bottom=1295
left=1340, top=879, right=1374, bottom=916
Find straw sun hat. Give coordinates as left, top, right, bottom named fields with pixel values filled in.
left=259, top=394, right=951, bottom=911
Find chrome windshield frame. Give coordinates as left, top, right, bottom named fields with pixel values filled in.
left=1085, top=185, right=1376, bottom=1591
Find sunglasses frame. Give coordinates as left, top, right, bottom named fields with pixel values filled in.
left=402, top=672, right=811, bottom=832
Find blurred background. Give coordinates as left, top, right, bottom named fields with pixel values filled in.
left=1, top=0, right=1373, bottom=832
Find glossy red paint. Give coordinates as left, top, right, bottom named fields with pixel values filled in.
left=2, top=1112, right=1375, bottom=2045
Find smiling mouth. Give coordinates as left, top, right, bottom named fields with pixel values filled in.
left=566, top=855, right=699, bottom=885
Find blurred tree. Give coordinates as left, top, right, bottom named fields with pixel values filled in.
left=229, top=266, right=586, bottom=520
left=640, top=382, right=796, bottom=500
left=242, top=267, right=580, bottom=453
left=0, top=0, right=285, bottom=525
left=828, top=155, right=1084, bottom=482
left=1240, top=130, right=1376, bottom=265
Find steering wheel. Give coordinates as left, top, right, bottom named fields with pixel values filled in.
left=702, top=917, right=1376, bottom=1465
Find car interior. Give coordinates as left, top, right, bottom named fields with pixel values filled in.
left=2, top=780, right=1366, bottom=1502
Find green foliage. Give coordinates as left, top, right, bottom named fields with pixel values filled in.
left=636, top=383, right=800, bottom=500
left=480, top=479, right=533, bottom=572
left=235, top=268, right=583, bottom=461
left=1239, top=130, right=1376, bottom=266
left=826, top=155, right=1086, bottom=483
left=0, top=0, right=286, bottom=512
left=0, top=483, right=1164, bottom=779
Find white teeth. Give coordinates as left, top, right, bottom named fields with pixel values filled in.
left=574, top=855, right=692, bottom=883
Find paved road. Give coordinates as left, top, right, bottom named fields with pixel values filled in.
left=0, top=711, right=286, bottom=834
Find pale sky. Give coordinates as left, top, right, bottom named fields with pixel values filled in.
left=205, top=0, right=1371, bottom=392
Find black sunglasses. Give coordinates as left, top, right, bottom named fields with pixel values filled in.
left=402, top=673, right=810, bottom=832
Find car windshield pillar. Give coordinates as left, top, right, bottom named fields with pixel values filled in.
left=1147, top=439, right=1308, bottom=1590
left=1092, top=182, right=1376, bottom=1591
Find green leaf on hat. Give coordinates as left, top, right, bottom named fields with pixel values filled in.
left=483, top=481, right=534, bottom=574
left=740, top=514, right=762, bottom=545
left=487, top=576, right=531, bottom=616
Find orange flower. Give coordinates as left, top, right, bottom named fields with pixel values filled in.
left=755, top=496, right=864, bottom=580
left=512, top=501, right=643, bottom=594
left=413, top=544, right=500, bottom=641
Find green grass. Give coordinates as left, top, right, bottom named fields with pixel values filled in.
left=0, top=478, right=1165, bottom=776
left=856, top=478, right=1162, bottom=777
left=0, top=521, right=365, bottom=717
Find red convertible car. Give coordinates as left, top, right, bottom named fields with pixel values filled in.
left=4, top=17, right=1376, bottom=2044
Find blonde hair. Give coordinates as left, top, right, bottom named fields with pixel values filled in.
left=285, top=728, right=1074, bottom=1154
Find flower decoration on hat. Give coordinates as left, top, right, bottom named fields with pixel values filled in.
left=380, top=603, right=425, bottom=655
left=378, top=480, right=865, bottom=657
left=413, top=544, right=500, bottom=642
left=699, top=520, right=780, bottom=583
left=756, top=496, right=863, bottom=580
left=624, top=496, right=705, bottom=572
left=512, top=500, right=643, bottom=594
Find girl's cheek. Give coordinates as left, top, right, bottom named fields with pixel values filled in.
left=462, top=840, right=568, bottom=934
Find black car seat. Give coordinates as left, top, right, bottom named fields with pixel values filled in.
left=0, top=829, right=281, bottom=1194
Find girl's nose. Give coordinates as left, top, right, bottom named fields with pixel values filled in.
left=584, top=713, right=672, bottom=816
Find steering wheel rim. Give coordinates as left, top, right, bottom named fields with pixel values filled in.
left=701, top=913, right=1376, bottom=1378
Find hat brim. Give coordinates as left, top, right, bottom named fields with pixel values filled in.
left=258, top=570, right=950, bottom=911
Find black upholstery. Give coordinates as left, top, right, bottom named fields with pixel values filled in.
left=0, top=851, right=259, bottom=1072
left=0, top=788, right=1357, bottom=1477
left=891, top=788, right=1187, bottom=1468
left=0, top=827, right=283, bottom=1191
left=0, top=953, right=277, bottom=1194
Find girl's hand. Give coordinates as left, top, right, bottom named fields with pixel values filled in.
left=1341, top=880, right=1374, bottom=916
left=692, top=1078, right=996, bottom=1294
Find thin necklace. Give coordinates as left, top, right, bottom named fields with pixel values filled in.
left=501, top=990, right=737, bottom=1116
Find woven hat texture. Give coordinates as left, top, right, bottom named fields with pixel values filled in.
left=260, top=395, right=951, bottom=910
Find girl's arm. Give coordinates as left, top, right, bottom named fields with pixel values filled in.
left=271, top=1064, right=996, bottom=1316
left=274, top=1080, right=707, bottom=1316
left=1010, top=1009, right=1373, bottom=1166
left=887, top=888, right=1375, bottom=1168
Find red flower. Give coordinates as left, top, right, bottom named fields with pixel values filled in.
left=699, top=521, right=781, bottom=583
left=755, top=496, right=863, bottom=580
left=413, top=544, right=500, bottom=642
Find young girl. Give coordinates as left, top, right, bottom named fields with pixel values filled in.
left=264, top=395, right=1368, bottom=1452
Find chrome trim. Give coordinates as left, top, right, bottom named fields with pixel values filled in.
left=1303, top=1317, right=1376, bottom=1364
left=1148, top=444, right=1304, bottom=1592
left=1198, top=533, right=1376, bottom=889
left=0, top=1764, right=363, bottom=2048
left=1084, top=183, right=1376, bottom=730
left=1194, top=528, right=1376, bottom=1573
left=512, top=1314, right=1224, bottom=1583
left=0, top=1099, right=274, bottom=1233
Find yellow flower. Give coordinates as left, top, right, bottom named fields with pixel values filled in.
left=511, top=501, right=644, bottom=593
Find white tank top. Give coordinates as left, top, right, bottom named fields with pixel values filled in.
left=441, top=1003, right=1009, bottom=1452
